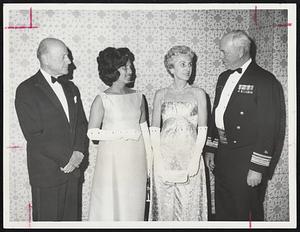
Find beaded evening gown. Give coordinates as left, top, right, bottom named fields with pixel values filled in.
left=150, top=86, right=208, bottom=221
left=88, top=92, right=147, bottom=221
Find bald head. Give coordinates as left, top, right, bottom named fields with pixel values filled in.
left=37, top=38, right=66, bottom=61
left=37, top=38, right=71, bottom=77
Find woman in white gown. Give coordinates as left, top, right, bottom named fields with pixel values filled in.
left=149, top=45, right=208, bottom=221
left=87, top=47, right=151, bottom=221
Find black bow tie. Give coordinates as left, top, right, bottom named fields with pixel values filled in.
left=51, top=76, right=62, bottom=84
left=228, top=68, right=242, bottom=75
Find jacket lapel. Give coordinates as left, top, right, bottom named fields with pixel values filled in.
left=213, top=73, right=231, bottom=109
left=60, top=82, right=76, bottom=129
left=34, top=71, right=70, bottom=125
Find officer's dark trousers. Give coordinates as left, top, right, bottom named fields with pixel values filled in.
left=31, top=176, right=80, bottom=221
left=214, top=144, right=268, bottom=221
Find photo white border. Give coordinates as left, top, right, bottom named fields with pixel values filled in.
left=3, top=3, right=297, bottom=229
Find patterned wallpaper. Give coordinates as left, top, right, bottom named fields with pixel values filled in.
left=5, top=8, right=289, bottom=222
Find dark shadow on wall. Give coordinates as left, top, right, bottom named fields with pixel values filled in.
left=188, top=53, right=198, bottom=85
left=204, top=92, right=214, bottom=221
left=59, top=47, right=77, bottom=81
left=250, top=37, right=257, bottom=62
left=126, top=58, right=137, bottom=89
left=143, top=94, right=150, bottom=127
left=142, top=94, right=151, bottom=221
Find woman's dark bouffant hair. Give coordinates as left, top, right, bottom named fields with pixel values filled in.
left=97, top=47, right=134, bottom=86
left=118, top=47, right=135, bottom=63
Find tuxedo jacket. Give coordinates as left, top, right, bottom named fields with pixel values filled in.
left=15, top=70, right=88, bottom=187
left=204, top=62, right=286, bottom=179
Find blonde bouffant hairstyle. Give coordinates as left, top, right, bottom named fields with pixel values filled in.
left=164, top=45, right=195, bottom=77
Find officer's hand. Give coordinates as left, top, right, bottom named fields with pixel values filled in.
left=205, top=152, right=215, bottom=172
left=247, top=169, right=262, bottom=187
left=60, top=163, right=76, bottom=173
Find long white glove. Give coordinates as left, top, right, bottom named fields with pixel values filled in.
left=140, top=122, right=153, bottom=177
left=149, top=127, right=162, bottom=176
left=188, top=126, right=208, bottom=177
left=149, top=127, right=160, bottom=154
left=87, top=128, right=103, bottom=140
left=87, top=128, right=141, bottom=141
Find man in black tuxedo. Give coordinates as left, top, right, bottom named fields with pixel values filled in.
left=15, top=38, right=88, bottom=221
left=204, top=30, right=285, bottom=221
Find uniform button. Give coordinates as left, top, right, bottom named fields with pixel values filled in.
left=236, top=126, right=241, bottom=130
left=233, top=140, right=237, bottom=144
left=240, top=111, right=244, bottom=115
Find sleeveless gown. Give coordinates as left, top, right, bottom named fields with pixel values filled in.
left=88, top=92, right=147, bottom=221
left=150, top=94, right=208, bottom=221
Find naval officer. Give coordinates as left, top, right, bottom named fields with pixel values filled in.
left=204, top=30, right=286, bottom=221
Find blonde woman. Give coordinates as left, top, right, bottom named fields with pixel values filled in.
left=150, top=45, right=208, bottom=221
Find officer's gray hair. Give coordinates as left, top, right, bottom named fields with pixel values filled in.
left=226, top=30, right=251, bottom=55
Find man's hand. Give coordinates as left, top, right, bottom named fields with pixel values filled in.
left=69, top=151, right=84, bottom=167
left=60, top=151, right=84, bottom=173
left=247, top=169, right=262, bottom=187
left=205, top=152, right=215, bottom=172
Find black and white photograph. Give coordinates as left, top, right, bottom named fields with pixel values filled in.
left=3, top=2, right=297, bottom=229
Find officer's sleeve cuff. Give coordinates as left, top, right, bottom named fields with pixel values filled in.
left=249, top=151, right=271, bottom=174
left=204, top=136, right=218, bottom=154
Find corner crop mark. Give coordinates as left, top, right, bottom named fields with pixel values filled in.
left=5, top=8, right=38, bottom=30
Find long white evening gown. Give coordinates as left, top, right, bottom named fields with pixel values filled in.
left=88, top=92, right=147, bottom=221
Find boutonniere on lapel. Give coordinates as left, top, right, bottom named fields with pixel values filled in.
left=237, top=84, right=254, bottom=94
left=74, top=96, right=77, bottom=103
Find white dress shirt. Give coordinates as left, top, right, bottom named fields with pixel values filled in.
left=40, top=69, right=70, bottom=122
left=215, top=58, right=252, bottom=130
